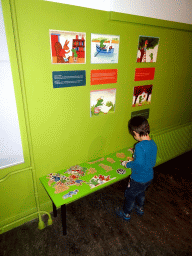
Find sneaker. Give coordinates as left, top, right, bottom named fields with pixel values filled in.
left=115, top=207, right=131, bottom=221
left=135, top=206, right=144, bottom=216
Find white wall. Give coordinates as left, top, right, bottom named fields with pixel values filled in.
left=45, top=0, right=113, bottom=11
left=0, top=1, right=24, bottom=169
left=111, top=0, right=192, bottom=24
left=45, top=0, right=192, bottom=24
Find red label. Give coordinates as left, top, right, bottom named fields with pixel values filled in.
left=91, top=69, right=117, bottom=85
left=134, top=68, right=155, bottom=81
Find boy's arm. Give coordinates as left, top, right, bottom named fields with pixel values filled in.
left=122, top=144, right=145, bottom=169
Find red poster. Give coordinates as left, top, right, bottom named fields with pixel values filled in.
left=91, top=69, right=117, bottom=85
left=134, top=68, right=155, bottom=81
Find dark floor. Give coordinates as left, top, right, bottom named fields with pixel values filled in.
left=1, top=151, right=192, bottom=256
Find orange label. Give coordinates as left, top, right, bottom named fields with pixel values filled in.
left=91, top=69, right=117, bottom=85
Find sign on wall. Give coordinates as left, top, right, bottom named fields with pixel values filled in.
left=134, top=68, right=155, bottom=81
left=52, top=70, right=86, bottom=88
left=90, top=69, right=118, bottom=85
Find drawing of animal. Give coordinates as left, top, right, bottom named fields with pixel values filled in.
left=61, top=40, right=70, bottom=58
left=98, top=105, right=112, bottom=114
left=54, top=42, right=64, bottom=63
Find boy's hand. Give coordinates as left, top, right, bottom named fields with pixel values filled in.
left=128, top=148, right=134, bottom=154
left=121, top=160, right=128, bottom=167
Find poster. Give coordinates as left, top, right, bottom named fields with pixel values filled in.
left=132, top=85, right=153, bottom=107
left=136, top=36, right=160, bottom=63
left=50, top=30, right=86, bottom=64
left=90, top=89, right=116, bottom=117
left=91, top=69, right=117, bottom=85
left=91, top=34, right=120, bottom=64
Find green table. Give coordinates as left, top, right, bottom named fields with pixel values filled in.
left=40, top=147, right=132, bottom=235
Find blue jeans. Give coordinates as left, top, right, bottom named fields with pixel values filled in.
left=123, top=179, right=152, bottom=214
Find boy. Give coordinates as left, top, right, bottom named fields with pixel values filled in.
left=115, top=116, right=157, bottom=221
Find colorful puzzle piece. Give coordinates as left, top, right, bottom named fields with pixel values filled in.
left=65, top=165, right=87, bottom=176
left=87, top=174, right=116, bottom=189
left=47, top=165, right=87, bottom=194
left=75, top=179, right=84, bottom=186
left=62, top=189, right=79, bottom=200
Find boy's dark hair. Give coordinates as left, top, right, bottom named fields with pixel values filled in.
left=128, top=116, right=150, bottom=137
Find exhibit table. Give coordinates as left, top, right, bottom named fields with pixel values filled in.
left=39, top=147, right=132, bottom=235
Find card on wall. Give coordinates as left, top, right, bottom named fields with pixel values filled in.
left=50, top=30, right=86, bottom=64
left=131, top=109, right=150, bottom=119
left=134, top=68, right=155, bottom=81
left=91, top=34, right=120, bottom=64
left=52, top=70, right=86, bottom=88
left=90, top=69, right=118, bottom=85
left=132, top=85, right=153, bottom=107
left=90, top=89, right=116, bottom=117
left=136, top=36, right=160, bottom=63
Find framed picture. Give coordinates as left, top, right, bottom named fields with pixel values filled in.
left=90, top=89, right=116, bottom=117
left=136, top=36, right=160, bottom=63
left=132, top=85, right=153, bottom=107
left=50, top=30, right=86, bottom=64
left=91, top=33, right=120, bottom=64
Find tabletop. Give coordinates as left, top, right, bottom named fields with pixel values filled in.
left=40, top=147, right=132, bottom=208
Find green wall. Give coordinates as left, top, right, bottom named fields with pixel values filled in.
left=1, top=0, right=192, bottom=233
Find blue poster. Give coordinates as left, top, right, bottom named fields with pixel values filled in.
left=52, top=70, right=86, bottom=88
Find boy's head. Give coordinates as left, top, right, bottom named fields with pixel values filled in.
left=128, top=116, right=150, bottom=139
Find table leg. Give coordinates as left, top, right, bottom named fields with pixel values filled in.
left=61, top=204, right=67, bottom=235
left=52, top=202, right=57, bottom=217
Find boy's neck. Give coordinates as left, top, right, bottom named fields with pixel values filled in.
left=140, top=135, right=151, bottom=141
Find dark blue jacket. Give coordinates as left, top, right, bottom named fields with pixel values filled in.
left=126, top=140, right=157, bottom=183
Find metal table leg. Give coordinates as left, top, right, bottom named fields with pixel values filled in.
left=52, top=202, right=57, bottom=217
left=61, top=204, right=67, bottom=235
left=52, top=202, right=67, bottom=235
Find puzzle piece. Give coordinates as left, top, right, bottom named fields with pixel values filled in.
left=116, top=153, right=126, bottom=158
left=75, top=179, right=84, bottom=186
left=88, top=157, right=104, bottom=164
left=99, top=163, right=113, bottom=172
left=66, top=165, right=87, bottom=176
left=87, top=168, right=97, bottom=174
left=48, top=180, right=54, bottom=186
left=116, top=169, right=126, bottom=175
left=54, top=183, right=70, bottom=194
left=47, top=167, right=86, bottom=193
left=87, top=174, right=116, bottom=189
left=107, top=157, right=116, bottom=163
left=62, top=189, right=79, bottom=200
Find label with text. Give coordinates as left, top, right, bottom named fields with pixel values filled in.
left=91, top=69, right=117, bottom=85
left=52, top=70, right=86, bottom=88
left=134, top=68, right=155, bottom=81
